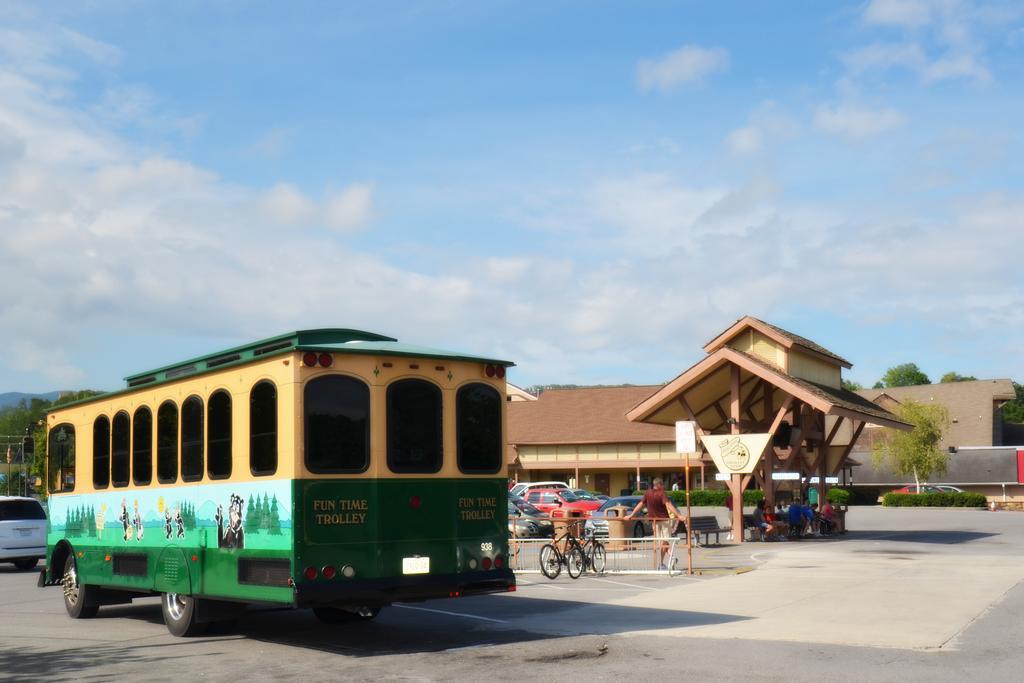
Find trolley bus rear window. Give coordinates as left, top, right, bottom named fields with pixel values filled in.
left=387, top=379, right=442, bottom=473
left=456, top=383, right=502, bottom=474
left=305, top=375, right=370, bottom=473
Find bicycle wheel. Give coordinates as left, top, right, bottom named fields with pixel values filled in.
left=565, top=545, right=585, bottom=579
left=539, top=543, right=562, bottom=579
left=589, top=541, right=607, bottom=574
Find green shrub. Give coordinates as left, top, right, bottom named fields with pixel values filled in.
left=882, top=492, right=987, bottom=508
left=826, top=488, right=852, bottom=505
left=665, top=489, right=764, bottom=507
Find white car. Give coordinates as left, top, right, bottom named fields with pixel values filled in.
left=508, top=481, right=570, bottom=498
left=0, top=496, right=48, bottom=570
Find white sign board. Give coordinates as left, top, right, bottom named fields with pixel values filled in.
left=699, top=433, right=772, bottom=474
left=714, top=472, right=731, bottom=481
left=772, top=472, right=801, bottom=480
left=808, top=476, right=840, bottom=484
left=675, top=421, right=697, bottom=454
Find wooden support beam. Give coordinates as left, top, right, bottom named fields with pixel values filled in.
left=712, top=400, right=729, bottom=426
left=675, top=396, right=708, bottom=437
left=825, top=415, right=845, bottom=448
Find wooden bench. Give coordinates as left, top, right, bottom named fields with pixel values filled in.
left=683, top=515, right=731, bottom=546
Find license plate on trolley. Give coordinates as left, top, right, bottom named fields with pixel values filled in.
left=402, top=556, right=430, bottom=575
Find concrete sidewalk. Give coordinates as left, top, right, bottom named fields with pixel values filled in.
left=505, top=507, right=1024, bottom=650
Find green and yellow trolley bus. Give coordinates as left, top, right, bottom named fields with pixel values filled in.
left=40, top=329, right=514, bottom=636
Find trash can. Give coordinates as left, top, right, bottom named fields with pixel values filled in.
left=835, top=505, right=848, bottom=534
left=603, top=505, right=631, bottom=550
left=550, top=507, right=584, bottom=541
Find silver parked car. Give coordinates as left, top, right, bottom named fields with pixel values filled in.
left=507, top=499, right=554, bottom=539
left=0, top=496, right=47, bottom=570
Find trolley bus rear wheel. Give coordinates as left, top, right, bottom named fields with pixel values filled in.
left=539, top=543, right=561, bottom=580
left=63, top=555, right=99, bottom=619
left=162, top=592, right=207, bottom=637
left=313, top=606, right=381, bottom=624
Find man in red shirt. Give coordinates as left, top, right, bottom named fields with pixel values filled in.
left=627, top=478, right=683, bottom=570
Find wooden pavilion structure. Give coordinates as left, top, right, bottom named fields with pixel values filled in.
left=626, top=316, right=911, bottom=542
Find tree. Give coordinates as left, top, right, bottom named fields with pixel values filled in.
left=841, top=379, right=863, bottom=391
left=940, top=372, right=977, bottom=383
left=872, top=381, right=884, bottom=389
left=879, top=363, right=930, bottom=388
left=1004, top=381, right=1024, bottom=423
left=872, top=399, right=949, bottom=492
left=268, top=495, right=282, bottom=536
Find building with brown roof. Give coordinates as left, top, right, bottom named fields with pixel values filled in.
left=849, top=380, right=1024, bottom=500
left=508, top=317, right=909, bottom=525
left=508, top=386, right=682, bottom=496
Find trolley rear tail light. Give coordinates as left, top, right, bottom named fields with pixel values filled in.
left=482, top=557, right=492, bottom=570
left=321, top=565, right=337, bottom=580
left=495, top=366, right=506, bottom=379
left=318, top=353, right=333, bottom=368
left=302, top=352, right=318, bottom=367
left=303, top=566, right=318, bottom=581
left=494, top=555, right=504, bottom=569
left=409, top=495, right=422, bottom=509
left=484, top=364, right=496, bottom=378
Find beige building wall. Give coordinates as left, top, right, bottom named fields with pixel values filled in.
left=788, top=350, right=841, bottom=388
left=726, top=330, right=786, bottom=368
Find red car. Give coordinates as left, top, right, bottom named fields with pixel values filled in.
left=889, top=485, right=943, bottom=494
left=524, top=489, right=604, bottom=516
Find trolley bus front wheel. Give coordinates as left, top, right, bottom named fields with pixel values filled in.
left=312, top=606, right=381, bottom=624
left=62, top=555, right=99, bottom=619
left=162, top=592, right=207, bottom=637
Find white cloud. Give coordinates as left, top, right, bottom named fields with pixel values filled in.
left=637, top=45, right=729, bottom=92
left=863, top=0, right=934, bottom=28
left=723, top=102, right=798, bottom=157
left=260, top=183, right=315, bottom=225
left=726, top=126, right=763, bottom=155
left=849, top=0, right=1002, bottom=85
left=323, top=182, right=374, bottom=232
left=922, top=52, right=991, bottom=82
left=248, top=126, right=294, bottom=158
left=813, top=104, right=906, bottom=140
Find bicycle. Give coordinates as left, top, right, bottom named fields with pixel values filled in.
left=579, top=532, right=607, bottom=574
left=539, top=522, right=586, bottom=579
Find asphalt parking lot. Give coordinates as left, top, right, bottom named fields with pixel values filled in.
left=3, top=506, right=1024, bottom=681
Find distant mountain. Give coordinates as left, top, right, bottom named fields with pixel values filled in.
left=0, top=392, right=61, bottom=410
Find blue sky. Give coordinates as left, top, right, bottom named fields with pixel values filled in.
left=1, top=0, right=1022, bottom=393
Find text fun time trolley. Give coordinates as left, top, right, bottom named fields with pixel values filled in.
left=41, top=329, right=515, bottom=636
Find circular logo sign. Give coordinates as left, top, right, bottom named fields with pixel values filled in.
left=720, top=438, right=750, bottom=471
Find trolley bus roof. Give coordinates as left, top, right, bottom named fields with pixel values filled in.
left=47, top=329, right=514, bottom=411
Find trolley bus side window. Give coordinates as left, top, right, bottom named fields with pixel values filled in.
left=387, top=379, right=443, bottom=474
left=207, top=390, right=232, bottom=479
left=48, top=423, right=76, bottom=493
left=250, top=381, right=277, bottom=476
left=181, top=395, right=204, bottom=482
left=133, top=406, right=153, bottom=486
left=111, top=411, right=130, bottom=487
left=456, top=383, right=502, bottom=474
left=157, top=400, right=178, bottom=484
left=304, top=375, right=370, bottom=473
left=93, top=416, right=110, bottom=489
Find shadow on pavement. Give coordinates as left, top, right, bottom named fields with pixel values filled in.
left=848, top=530, right=997, bottom=544
left=0, top=595, right=748, bottom=672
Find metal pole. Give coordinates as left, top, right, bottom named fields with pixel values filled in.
left=685, top=456, right=693, bottom=575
